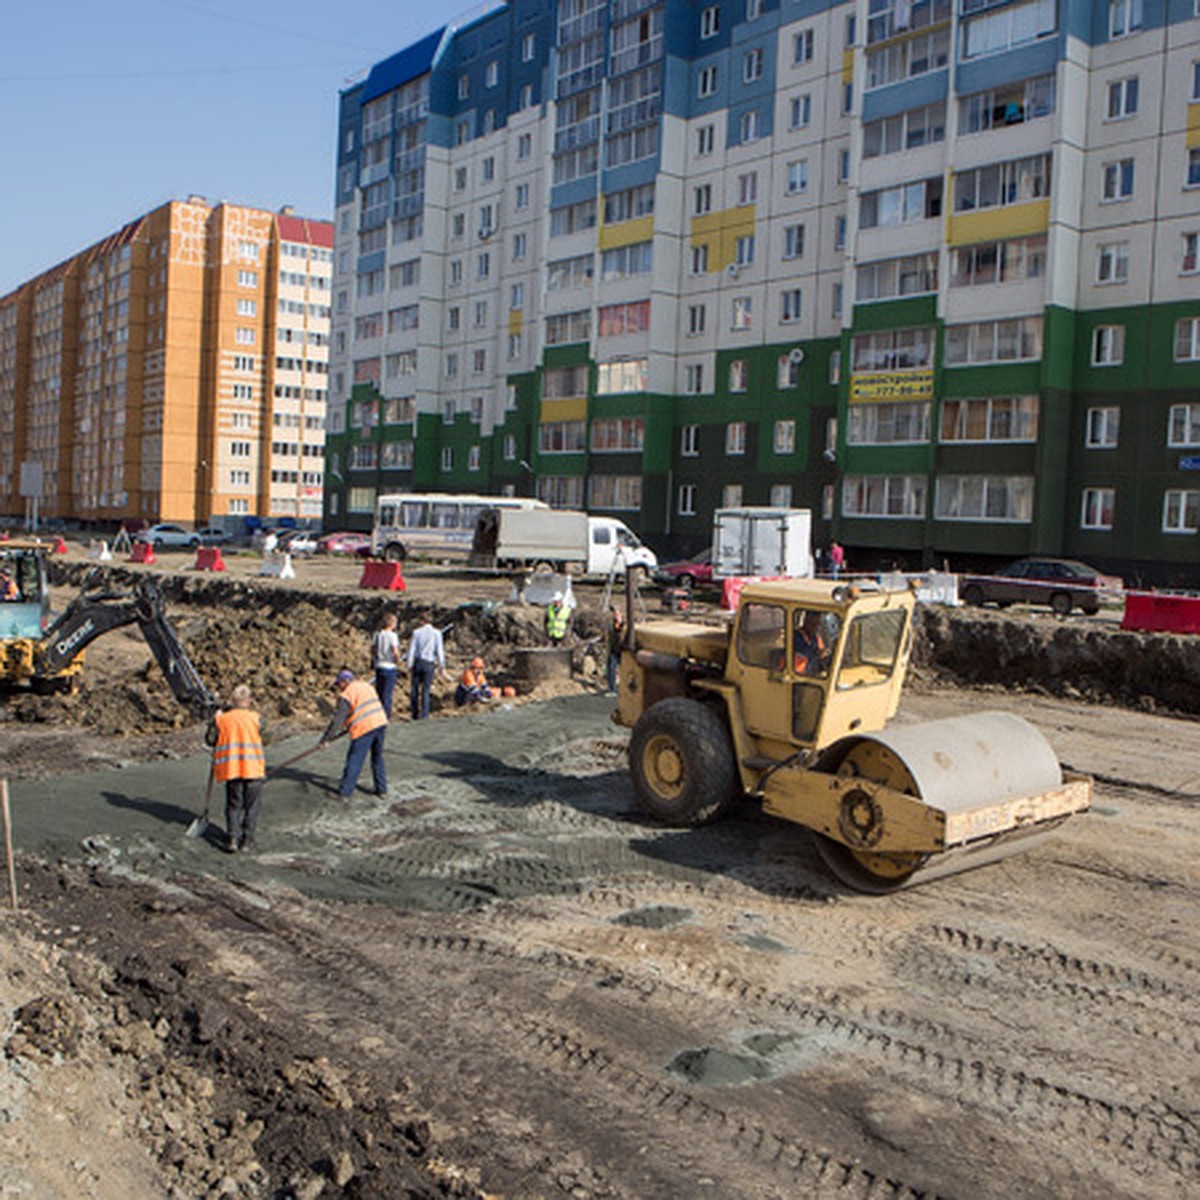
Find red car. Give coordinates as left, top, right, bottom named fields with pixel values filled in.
left=654, top=548, right=714, bottom=589
left=316, top=531, right=372, bottom=556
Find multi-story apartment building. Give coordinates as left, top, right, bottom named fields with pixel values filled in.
left=326, top=0, right=1200, bottom=583
left=0, top=198, right=332, bottom=528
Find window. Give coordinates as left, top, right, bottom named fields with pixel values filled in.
left=726, top=422, right=747, bottom=455
left=838, top=149, right=850, bottom=183
left=942, top=396, right=1038, bottom=443
left=735, top=235, right=755, bottom=266
left=865, top=29, right=949, bottom=89
left=842, top=475, right=926, bottom=518
left=1169, top=403, right=1200, bottom=446
left=457, top=74, right=469, bottom=100
left=773, top=420, right=796, bottom=454
left=515, top=183, right=530, bottom=210
left=962, top=0, right=1056, bottom=59
left=954, top=155, right=1050, bottom=212
left=694, top=184, right=712, bottom=215
left=1081, top=488, right=1115, bottom=532
left=692, top=244, right=709, bottom=274
left=1183, top=232, right=1199, bottom=274
left=852, top=326, right=934, bottom=371
left=1188, top=148, right=1200, bottom=188
left=604, top=184, right=655, bottom=225
left=547, top=252, right=595, bottom=291
left=596, top=358, right=648, bottom=393
left=949, top=236, right=1045, bottom=287
left=859, top=252, right=940, bottom=300
left=835, top=216, right=846, bottom=250
left=597, top=300, right=650, bottom=336
left=744, top=48, right=763, bottom=82
left=960, top=75, right=1055, bottom=134
left=790, top=94, right=812, bottom=129
left=235, top=327, right=255, bottom=345
left=687, top=304, right=706, bottom=335
left=513, top=232, right=527, bottom=261
left=793, top=29, right=814, bottom=64
left=696, top=124, right=715, bottom=155
left=786, top=159, right=809, bottom=194
left=678, top=484, right=697, bottom=516
left=1092, top=325, right=1125, bottom=366
left=781, top=288, right=803, bottom=322
left=731, top=296, right=752, bottom=330
left=778, top=354, right=802, bottom=388
left=860, top=177, right=943, bottom=226
left=1097, top=242, right=1129, bottom=284
left=698, top=65, right=717, bottom=97
left=236, top=298, right=257, bottom=317
left=600, top=241, right=652, bottom=280
left=685, top=362, right=705, bottom=393
left=740, top=110, right=760, bottom=143
left=681, top=425, right=699, bottom=456
left=485, top=60, right=498, bottom=88
left=589, top=475, right=642, bottom=511
left=849, top=401, right=931, bottom=444
left=783, top=224, right=805, bottom=260
left=738, top=172, right=757, bottom=204
left=935, top=476, right=1034, bottom=522
left=700, top=5, right=719, bottom=38
left=722, top=484, right=744, bottom=508
left=729, top=359, right=748, bottom=392
left=448, top=306, right=461, bottom=332
left=1109, top=0, right=1142, bottom=39
left=545, top=310, right=590, bottom=345
left=747, top=0, right=762, bottom=19
left=770, top=484, right=793, bottom=508
left=539, top=421, right=586, bottom=453
left=1085, top=406, right=1121, bottom=449
left=1107, top=76, right=1139, bottom=119
left=1163, top=490, right=1200, bottom=533
left=591, top=418, right=645, bottom=454
left=474, top=299, right=489, bottom=328
left=450, top=259, right=463, bottom=285
left=237, top=270, right=258, bottom=288
left=944, top=317, right=1044, bottom=365
left=1102, top=159, right=1135, bottom=202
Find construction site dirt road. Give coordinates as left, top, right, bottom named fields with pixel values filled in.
left=1, top=553, right=1197, bottom=1198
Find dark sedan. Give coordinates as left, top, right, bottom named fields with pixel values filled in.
left=960, top=558, right=1124, bottom=616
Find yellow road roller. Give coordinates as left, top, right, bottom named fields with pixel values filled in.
left=613, top=578, right=1091, bottom=893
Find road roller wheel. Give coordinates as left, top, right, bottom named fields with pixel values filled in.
left=814, top=836, right=929, bottom=894
left=629, top=698, right=740, bottom=827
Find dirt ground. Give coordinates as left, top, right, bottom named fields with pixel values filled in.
left=1, top=549, right=1198, bottom=1198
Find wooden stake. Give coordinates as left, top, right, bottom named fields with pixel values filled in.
left=1, top=779, right=16, bottom=912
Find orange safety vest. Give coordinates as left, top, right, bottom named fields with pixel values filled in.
left=343, top=679, right=388, bottom=739
left=460, top=667, right=487, bottom=689
left=212, top=709, right=265, bottom=782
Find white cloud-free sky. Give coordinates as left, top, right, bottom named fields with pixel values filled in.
left=0, top=1, right=442, bottom=294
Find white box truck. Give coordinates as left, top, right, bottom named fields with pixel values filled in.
left=471, top=508, right=658, bottom=577
left=712, top=507, right=813, bottom=579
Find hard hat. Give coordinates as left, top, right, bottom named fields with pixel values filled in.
left=336, top=668, right=355, bottom=686
left=553, top=591, right=563, bottom=602
left=471, top=657, right=484, bottom=668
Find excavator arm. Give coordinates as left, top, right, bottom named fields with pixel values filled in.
left=37, top=577, right=217, bottom=716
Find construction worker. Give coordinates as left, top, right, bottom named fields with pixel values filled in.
left=455, top=657, right=493, bottom=706
left=0, top=571, right=17, bottom=601
left=206, top=683, right=266, bottom=853
left=606, top=605, right=625, bottom=695
left=794, top=610, right=834, bottom=677
left=322, top=668, right=389, bottom=798
left=545, top=592, right=571, bottom=644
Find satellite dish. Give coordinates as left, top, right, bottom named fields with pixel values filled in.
left=788, top=347, right=805, bottom=365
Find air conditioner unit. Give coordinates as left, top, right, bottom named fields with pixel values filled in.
left=788, top=347, right=805, bottom=365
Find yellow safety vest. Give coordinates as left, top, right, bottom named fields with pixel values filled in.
left=546, top=603, right=569, bottom=639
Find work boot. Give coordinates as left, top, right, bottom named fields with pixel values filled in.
left=239, top=837, right=256, bottom=853
left=221, top=836, right=238, bottom=854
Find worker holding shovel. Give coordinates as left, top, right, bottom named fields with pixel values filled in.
left=205, top=683, right=267, bottom=853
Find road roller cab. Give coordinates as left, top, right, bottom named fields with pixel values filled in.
left=615, top=578, right=1091, bottom=892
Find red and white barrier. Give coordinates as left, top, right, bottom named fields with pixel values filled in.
left=359, top=560, right=406, bottom=591
left=1121, top=591, right=1200, bottom=635
left=193, top=546, right=227, bottom=571
left=128, top=541, right=156, bottom=565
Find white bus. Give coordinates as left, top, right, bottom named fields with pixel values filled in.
left=371, top=492, right=547, bottom=562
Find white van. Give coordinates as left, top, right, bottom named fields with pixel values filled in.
left=471, top=508, right=657, bottom=576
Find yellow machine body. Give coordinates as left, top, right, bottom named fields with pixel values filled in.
left=615, top=579, right=1091, bottom=892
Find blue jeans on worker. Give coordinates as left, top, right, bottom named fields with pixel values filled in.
left=374, top=666, right=398, bottom=718
left=338, top=726, right=387, bottom=797
left=410, top=659, right=436, bottom=720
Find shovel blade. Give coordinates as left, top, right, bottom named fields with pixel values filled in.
left=185, top=814, right=209, bottom=839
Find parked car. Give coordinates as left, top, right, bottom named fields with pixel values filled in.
left=317, top=531, right=371, bottom=556
left=654, top=547, right=714, bottom=590
left=278, top=529, right=318, bottom=556
left=959, top=558, right=1124, bottom=616
left=196, top=526, right=229, bottom=546
left=135, top=523, right=200, bottom=550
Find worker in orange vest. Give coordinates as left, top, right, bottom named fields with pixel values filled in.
left=321, top=668, right=389, bottom=799
left=455, top=656, right=493, bottom=706
left=206, top=683, right=266, bottom=853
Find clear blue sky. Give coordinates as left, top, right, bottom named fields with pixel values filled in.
left=0, top=1, right=441, bottom=296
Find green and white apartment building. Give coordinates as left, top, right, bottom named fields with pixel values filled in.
left=325, top=0, right=1200, bottom=583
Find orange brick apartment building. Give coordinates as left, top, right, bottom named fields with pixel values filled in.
left=0, top=198, right=331, bottom=528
